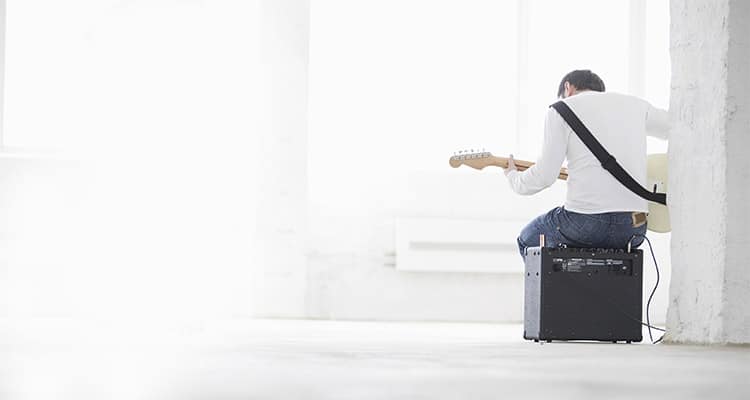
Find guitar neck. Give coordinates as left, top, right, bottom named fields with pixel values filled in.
left=486, top=156, right=569, bottom=180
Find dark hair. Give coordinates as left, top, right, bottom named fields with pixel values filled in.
left=557, top=70, right=605, bottom=98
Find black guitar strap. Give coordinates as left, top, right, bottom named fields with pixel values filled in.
left=550, top=101, right=667, bottom=206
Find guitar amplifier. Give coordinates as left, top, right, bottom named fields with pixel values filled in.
left=523, top=246, right=643, bottom=343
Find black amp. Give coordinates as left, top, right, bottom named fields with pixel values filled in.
left=523, top=246, right=643, bottom=343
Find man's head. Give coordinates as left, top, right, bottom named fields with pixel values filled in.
left=557, top=70, right=605, bottom=99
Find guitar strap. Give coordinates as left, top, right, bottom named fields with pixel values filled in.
left=550, top=101, right=667, bottom=206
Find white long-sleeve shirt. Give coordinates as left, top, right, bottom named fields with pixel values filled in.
left=505, top=91, right=670, bottom=214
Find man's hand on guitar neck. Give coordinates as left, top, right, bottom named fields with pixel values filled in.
left=503, top=154, right=517, bottom=176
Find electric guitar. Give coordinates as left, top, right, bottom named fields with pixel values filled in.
left=449, top=150, right=670, bottom=233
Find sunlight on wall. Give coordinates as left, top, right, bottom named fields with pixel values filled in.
left=1, top=0, right=261, bottom=324
left=309, top=0, right=670, bottom=214
left=308, top=0, right=519, bottom=215
left=307, top=0, right=672, bottom=322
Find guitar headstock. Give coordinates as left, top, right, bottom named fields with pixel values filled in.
left=449, top=149, right=495, bottom=170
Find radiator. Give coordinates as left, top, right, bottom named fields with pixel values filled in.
left=395, top=217, right=524, bottom=273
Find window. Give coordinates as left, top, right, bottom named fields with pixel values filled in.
left=309, top=0, right=518, bottom=212
left=2, top=0, right=259, bottom=153
left=519, top=0, right=630, bottom=157
left=308, top=0, right=670, bottom=212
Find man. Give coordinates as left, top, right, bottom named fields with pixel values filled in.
left=504, top=70, right=669, bottom=257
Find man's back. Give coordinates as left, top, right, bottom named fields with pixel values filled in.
left=561, top=91, right=668, bottom=213
left=506, top=90, right=669, bottom=214
left=507, top=70, right=668, bottom=257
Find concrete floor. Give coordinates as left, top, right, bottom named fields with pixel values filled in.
left=2, top=319, right=749, bottom=399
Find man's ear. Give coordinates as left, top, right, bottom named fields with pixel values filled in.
left=563, top=81, right=573, bottom=98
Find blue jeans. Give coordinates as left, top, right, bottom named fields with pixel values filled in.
left=517, top=207, right=647, bottom=257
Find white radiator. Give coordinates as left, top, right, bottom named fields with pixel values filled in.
left=395, top=217, right=525, bottom=273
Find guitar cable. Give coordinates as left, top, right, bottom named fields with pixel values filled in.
left=628, top=233, right=666, bottom=344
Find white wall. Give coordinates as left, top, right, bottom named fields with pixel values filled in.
left=0, top=0, right=676, bottom=328
left=306, top=0, right=673, bottom=323
left=0, top=0, right=5, bottom=141
left=253, top=0, right=310, bottom=318
left=0, top=1, right=262, bottom=327
left=307, top=170, right=567, bottom=322
left=666, top=0, right=750, bottom=344
left=723, top=0, right=750, bottom=344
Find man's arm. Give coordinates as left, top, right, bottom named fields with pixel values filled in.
left=505, top=108, right=568, bottom=195
left=646, top=103, right=670, bottom=140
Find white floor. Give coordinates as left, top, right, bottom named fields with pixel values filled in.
left=2, top=319, right=749, bottom=399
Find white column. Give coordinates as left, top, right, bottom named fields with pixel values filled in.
left=254, top=0, right=310, bottom=317
left=515, top=0, right=529, bottom=151
left=628, top=0, right=646, bottom=97
left=666, top=0, right=750, bottom=344
left=0, top=0, right=5, bottom=145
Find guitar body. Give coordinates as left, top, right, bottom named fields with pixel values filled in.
left=646, top=153, right=669, bottom=233
left=449, top=151, right=670, bottom=233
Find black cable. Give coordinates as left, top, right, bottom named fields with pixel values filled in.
left=629, top=234, right=666, bottom=344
